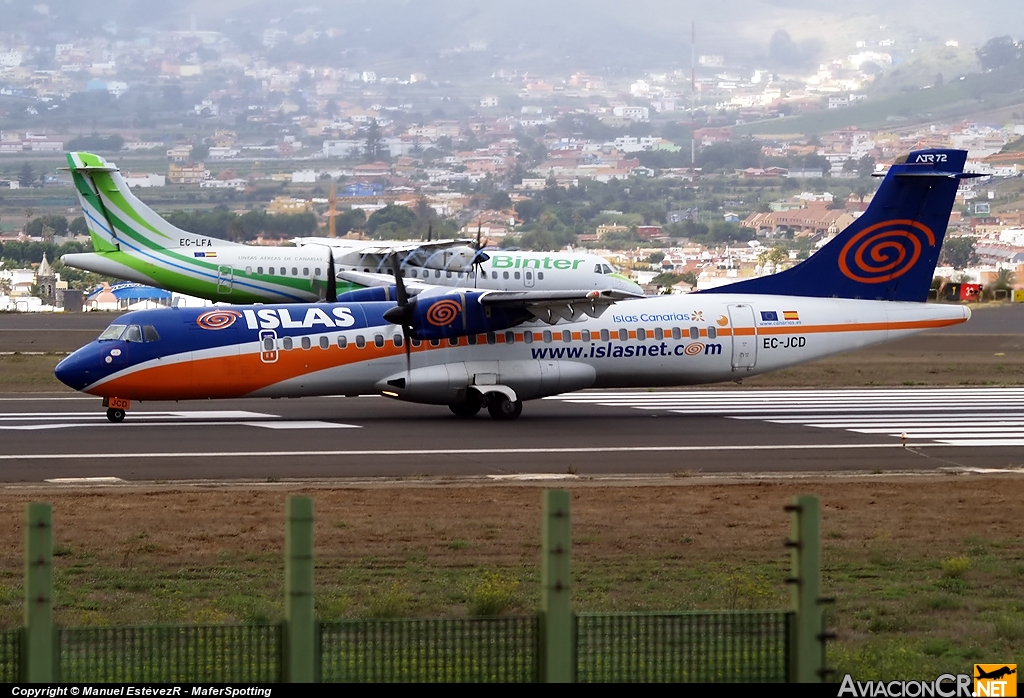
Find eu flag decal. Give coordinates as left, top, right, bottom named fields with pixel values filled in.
left=760, top=311, right=779, bottom=322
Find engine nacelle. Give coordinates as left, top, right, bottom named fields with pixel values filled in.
left=375, top=360, right=597, bottom=404
left=408, top=290, right=530, bottom=340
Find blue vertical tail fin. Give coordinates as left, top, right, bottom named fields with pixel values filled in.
left=701, top=149, right=982, bottom=302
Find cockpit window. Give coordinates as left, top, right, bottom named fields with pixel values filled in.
left=594, top=264, right=603, bottom=274
left=122, top=325, right=144, bottom=343
left=143, top=326, right=161, bottom=342
left=98, top=324, right=127, bottom=341
left=602, top=264, right=614, bottom=274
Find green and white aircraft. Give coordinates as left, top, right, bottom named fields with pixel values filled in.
left=61, top=152, right=643, bottom=304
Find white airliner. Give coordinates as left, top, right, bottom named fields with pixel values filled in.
left=59, top=152, right=642, bottom=303
left=54, top=148, right=976, bottom=421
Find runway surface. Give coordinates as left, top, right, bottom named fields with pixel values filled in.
left=0, top=387, right=1021, bottom=482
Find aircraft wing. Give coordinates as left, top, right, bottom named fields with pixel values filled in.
left=334, top=269, right=434, bottom=295
left=480, top=289, right=642, bottom=323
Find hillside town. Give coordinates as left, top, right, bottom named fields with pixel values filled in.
left=1, top=15, right=1024, bottom=310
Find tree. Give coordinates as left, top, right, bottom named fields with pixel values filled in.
left=18, top=162, right=34, bottom=188
left=977, top=36, right=1022, bottom=71
left=189, top=143, right=210, bottom=162
left=69, top=217, right=88, bottom=237
left=366, top=204, right=416, bottom=237
left=647, top=251, right=666, bottom=265
left=364, top=119, right=383, bottom=162
left=487, top=191, right=512, bottom=210
left=989, top=268, right=1016, bottom=292
left=940, top=237, right=979, bottom=270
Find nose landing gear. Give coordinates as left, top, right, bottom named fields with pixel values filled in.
left=102, top=397, right=131, bottom=423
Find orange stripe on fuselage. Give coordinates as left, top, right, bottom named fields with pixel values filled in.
left=85, top=315, right=965, bottom=399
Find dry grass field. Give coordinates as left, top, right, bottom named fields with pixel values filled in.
left=0, top=477, right=1020, bottom=679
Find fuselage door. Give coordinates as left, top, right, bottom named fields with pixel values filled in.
left=260, top=330, right=279, bottom=364
left=217, top=265, right=233, bottom=294
left=726, top=303, right=757, bottom=371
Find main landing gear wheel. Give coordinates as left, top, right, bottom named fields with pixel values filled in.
left=106, top=407, right=126, bottom=423
left=449, top=393, right=482, bottom=418
left=487, top=396, right=523, bottom=421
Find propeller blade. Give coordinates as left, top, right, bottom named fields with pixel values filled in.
left=325, top=248, right=337, bottom=303
left=390, top=254, right=408, bottom=307
left=385, top=254, right=414, bottom=373
left=427, top=224, right=432, bottom=242
left=476, top=223, right=482, bottom=250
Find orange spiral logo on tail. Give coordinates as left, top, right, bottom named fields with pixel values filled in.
left=425, top=299, right=461, bottom=327
left=838, top=220, right=936, bottom=284
left=196, top=309, right=241, bottom=330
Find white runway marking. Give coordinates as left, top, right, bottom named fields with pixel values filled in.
left=546, top=387, right=1024, bottom=447
left=0, top=442, right=955, bottom=461
left=0, top=410, right=360, bottom=430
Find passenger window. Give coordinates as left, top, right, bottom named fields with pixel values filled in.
left=393, top=334, right=403, bottom=347
left=469, top=271, right=475, bottom=279
left=525, top=271, right=532, bottom=280
left=672, top=327, right=682, bottom=340
left=319, top=336, right=329, bottom=350
left=504, top=331, right=514, bottom=343
left=355, top=335, right=365, bottom=349
left=492, top=271, right=498, bottom=279
left=561, top=330, right=570, bottom=342
left=301, top=336, right=311, bottom=350
left=448, top=337, right=460, bottom=346
left=708, top=326, right=717, bottom=339
left=503, top=271, right=509, bottom=280
left=486, top=332, right=496, bottom=345
left=374, top=334, right=384, bottom=348
left=303, top=267, right=309, bottom=276
left=618, top=328, right=628, bottom=342
left=315, top=268, right=321, bottom=276
left=524, top=332, right=533, bottom=344
left=143, top=326, right=160, bottom=342
left=600, top=329, right=609, bottom=342
left=582, top=329, right=591, bottom=342
left=689, top=327, right=699, bottom=340
left=637, top=328, right=647, bottom=341
left=543, top=330, right=552, bottom=343
left=283, top=336, right=294, bottom=350
left=257, top=266, right=263, bottom=274
left=430, top=339, right=441, bottom=347
left=538, top=272, right=544, bottom=280
left=654, top=328, right=664, bottom=341
left=292, top=267, right=298, bottom=276
left=263, top=337, right=275, bottom=351
left=514, top=271, right=520, bottom=280
left=269, top=267, right=275, bottom=275
left=123, top=325, right=143, bottom=343
left=245, top=266, right=252, bottom=275
left=468, top=334, right=477, bottom=345
left=446, top=271, right=452, bottom=278
left=337, top=336, right=348, bottom=349
left=435, top=270, right=441, bottom=278
left=411, top=338, right=421, bottom=347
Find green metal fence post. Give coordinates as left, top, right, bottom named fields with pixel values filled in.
left=540, top=489, right=573, bottom=683
left=24, top=502, right=54, bottom=683
left=785, top=494, right=826, bottom=683
left=284, top=496, right=315, bottom=683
